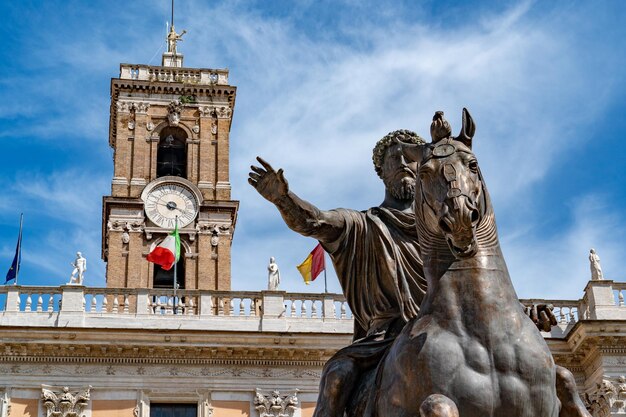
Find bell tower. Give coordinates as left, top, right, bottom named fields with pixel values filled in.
left=102, top=24, right=238, bottom=291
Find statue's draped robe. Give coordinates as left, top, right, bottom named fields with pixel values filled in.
left=321, top=207, right=426, bottom=340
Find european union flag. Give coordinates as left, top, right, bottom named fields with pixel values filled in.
left=5, top=214, right=23, bottom=284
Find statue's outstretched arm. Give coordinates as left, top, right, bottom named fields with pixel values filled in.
left=249, top=157, right=344, bottom=243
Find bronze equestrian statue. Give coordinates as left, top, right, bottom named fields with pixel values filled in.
left=371, top=109, right=589, bottom=417
left=248, top=110, right=590, bottom=417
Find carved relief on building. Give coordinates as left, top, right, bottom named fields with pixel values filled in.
left=168, top=100, right=183, bottom=126
left=216, top=106, right=232, bottom=120
left=582, top=375, right=626, bottom=417
left=41, top=386, right=91, bottom=417
left=254, top=389, right=299, bottom=417
left=107, top=220, right=145, bottom=233
left=198, top=106, right=232, bottom=120
left=132, top=102, right=151, bottom=114
left=116, top=101, right=132, bottom=113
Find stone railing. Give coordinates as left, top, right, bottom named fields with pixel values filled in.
left=1, top=280, right=623, bottom=337
left=0, top=286, right=352, bottom=334
left=119, top=64, right=229, bottom=85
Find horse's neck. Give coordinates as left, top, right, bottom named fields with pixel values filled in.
left=417, top=208, right=521, bottom=333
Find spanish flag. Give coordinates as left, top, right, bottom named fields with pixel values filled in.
left=297, top=243, right=325, bottom=285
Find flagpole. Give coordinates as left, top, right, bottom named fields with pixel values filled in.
left=173, top=215, right=178, bottom=313
left=323, top=252, right=328, bottom=293
left=15, top=213, right=23, bottom=286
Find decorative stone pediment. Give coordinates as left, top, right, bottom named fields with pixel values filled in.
left=254, top=389, right=298, bottom=417
left=41, top=385, right=91, bottom=417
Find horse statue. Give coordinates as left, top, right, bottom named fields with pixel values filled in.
left=369, top=109, right=573, bottom=417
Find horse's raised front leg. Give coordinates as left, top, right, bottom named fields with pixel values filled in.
left=419, top=394, right=459, bottom=417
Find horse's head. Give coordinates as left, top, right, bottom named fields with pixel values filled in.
left=401, top=109, right=485, bottom=259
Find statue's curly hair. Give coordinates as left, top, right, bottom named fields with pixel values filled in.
left=372, top=129, right=425, bottom=178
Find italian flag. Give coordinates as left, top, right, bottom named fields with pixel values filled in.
left=147, top=224, right=180, bottom=270
left=297, top=243, right=326, bottom=285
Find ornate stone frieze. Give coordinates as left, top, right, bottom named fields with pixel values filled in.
left=198, top=105, right=231, bottom=120
left=132, top=102, right=151, bottom=114
left=116, top=101, right=131, bottom=113
left=254, top=389, right=299, bottom=417
left=582, top=375, right=626, bottom=416
left=196, top=222, right=232, bottom=236
left=1, top=363, right=322, bottom=379
left=198, top=106, right=215, bottom=118
left=216, top=106, right=232, bottom=119
left=41, top=386, right=91, bottom=417
left=107, top=220, right=144, bottom=233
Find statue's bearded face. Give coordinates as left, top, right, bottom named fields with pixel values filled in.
left=381, top=143, right=417, bottom=201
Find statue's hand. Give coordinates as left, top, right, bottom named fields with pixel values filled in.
left=523, top=303, right=558, bottom=332
left=401, top=297, right=419, bottom=322
left=248, top=157, right=289, bottom=204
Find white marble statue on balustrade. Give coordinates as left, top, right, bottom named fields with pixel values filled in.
left=589, top=248, right=604, bottom=281
left=268, top=257, right=280, bottom=291
left=68, top=252, right=86, bottom=285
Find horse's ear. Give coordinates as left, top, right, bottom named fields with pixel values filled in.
left=456, top=108, right=476, bottom=148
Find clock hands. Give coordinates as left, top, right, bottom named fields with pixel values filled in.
left=156, top=200, right=184, bottom=213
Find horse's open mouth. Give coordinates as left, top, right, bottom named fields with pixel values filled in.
left=446, top=237, right=477, bottom=258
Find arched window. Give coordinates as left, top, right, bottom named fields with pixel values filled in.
left=153, top=250, right=185, bottom=289
left=157, top=127, right=187, bottom=178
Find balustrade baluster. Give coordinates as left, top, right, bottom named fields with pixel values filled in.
left=91, top=296, right=97, bottom=313
left=570, top=309, right=576, bottom=322
left=112, top=295, right=119, bottom=313
left=25, top=295, right=32, bottom=312
left=124, top=295, right=130, bottom=314
left=36, top=295, right=43, bottom=312
left=49, top=295, right=56, bottom=312
left=341, top=302, right=347, bottom=319
left=290, top=300, right=296, bottom=317
left=178, top=298, right=185, bottom=315
left=250, top=298, right=256, bottom=316
left=218, top=298, right=225, bottom=316
left=102, top=295, right=108, bottom=313
left=240, top=299, right=245, bottom=316
left=167, top=297, right=174, bottom=314
left=187, top=298, right=195, bottom=315
left=619, top=290, right=624, bottom=306
left=312, top=302, right=318, bottom=318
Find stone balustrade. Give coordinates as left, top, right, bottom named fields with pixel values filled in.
left=119, top=63, right=229, bottom=85
left=1, top=280, right=624, bottom=337
left=0, top=286, right=353, bottom=334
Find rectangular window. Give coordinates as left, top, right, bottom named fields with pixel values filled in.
left=150, top=403, right=197, bottom=417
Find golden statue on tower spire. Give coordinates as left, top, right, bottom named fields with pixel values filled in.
left=162, top=0, right=186, bottom=67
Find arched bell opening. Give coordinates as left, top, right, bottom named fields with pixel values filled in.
left=152, top=255, right=186, bottom=289
left=157, top=126, right=187, bottom=178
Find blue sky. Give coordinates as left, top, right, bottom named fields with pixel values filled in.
left=1, top=0, right=625, bottom=299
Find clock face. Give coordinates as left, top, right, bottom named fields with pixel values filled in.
left=144, top=182, right=199, bottom=228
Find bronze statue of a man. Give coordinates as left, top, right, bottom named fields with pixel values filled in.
left=249, top=130, right=427, bottom=417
